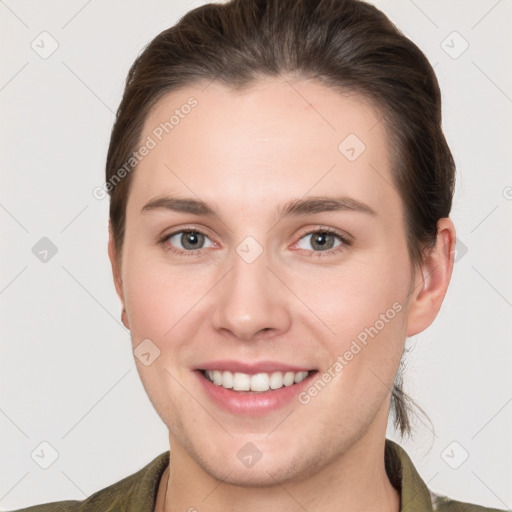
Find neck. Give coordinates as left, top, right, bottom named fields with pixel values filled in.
left=156, top=432, right=400, bottom=512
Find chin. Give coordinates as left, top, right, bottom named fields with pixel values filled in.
left=203, top=454, right=307, bottom=488
left=186, top=436, right=318, bottom=488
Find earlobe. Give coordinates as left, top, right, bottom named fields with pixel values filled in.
left=121, top=307, right=130, bottom=330
left=406, top=217, right=456, bottom=337
left=108, top=222, right=129, bottom=329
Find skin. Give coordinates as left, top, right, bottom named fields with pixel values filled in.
left=108, top=76, right=456, bottom=512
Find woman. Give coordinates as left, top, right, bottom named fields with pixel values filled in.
left=10, top=0, right=505, bottom=510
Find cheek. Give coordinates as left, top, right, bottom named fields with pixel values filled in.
left=291, top=249, right=411, bottom=405
left=122, top=251, right=213, bottom=342
left=293, top=250, right=411, bottom=341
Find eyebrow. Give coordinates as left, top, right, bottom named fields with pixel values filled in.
left=140, top=194, right=377, bottom=219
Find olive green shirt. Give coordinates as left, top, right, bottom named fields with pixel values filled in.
left=9, top=440, right=504, bottom=511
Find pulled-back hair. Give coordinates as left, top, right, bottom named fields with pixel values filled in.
left=105, top=0, right=455, bottom=436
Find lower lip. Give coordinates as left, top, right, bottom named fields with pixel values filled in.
left=195, top=370, right=317, bottom=416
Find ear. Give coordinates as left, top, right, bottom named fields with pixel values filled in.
left=108, top=222, right=129, bottom=330
left=406, top=217, right=456, bottom=337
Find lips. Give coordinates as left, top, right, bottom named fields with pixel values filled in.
left=197, top=359, right=314, bottom=375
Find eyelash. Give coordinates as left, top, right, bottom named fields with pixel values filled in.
left=296, top=227, right=352, bottom=257
left=159, top=226, right=351, bottom=258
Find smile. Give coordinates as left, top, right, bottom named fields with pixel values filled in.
left=195, top=367, right=318, bottom=416
left=200, top=369, right=311, bottom=393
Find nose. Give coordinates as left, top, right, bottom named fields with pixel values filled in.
left=211, top=244, right=292, bottom=342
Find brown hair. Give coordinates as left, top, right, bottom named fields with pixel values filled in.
left=105, top=0, right=455, bottom=436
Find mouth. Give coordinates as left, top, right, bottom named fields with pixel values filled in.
left=193, top=360, right=320, bottom=415
left=198, top=369, right=318, bottom=394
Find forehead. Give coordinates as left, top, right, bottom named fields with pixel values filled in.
left=127, top=76, right=400, bottom=219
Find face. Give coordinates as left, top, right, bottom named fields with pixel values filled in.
left=113, top=77, right=425, bottom=485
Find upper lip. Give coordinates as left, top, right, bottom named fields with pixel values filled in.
left=196, top=360, right=315, bottom=375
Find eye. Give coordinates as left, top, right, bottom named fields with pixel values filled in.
left=162, top=229, right=216, bottom=255
left=295, top=228, right=350, bottom=256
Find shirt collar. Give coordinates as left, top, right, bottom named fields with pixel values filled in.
left=385, top=438, right=434, bottom=512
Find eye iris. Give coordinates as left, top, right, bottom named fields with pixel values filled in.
left=181, top=231, right=204, bottom=250
left=311, top=232, right=335, bottom=251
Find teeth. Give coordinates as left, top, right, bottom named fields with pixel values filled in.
left=250, top=373, right=269, bottom=392
left=233, top=372, right=251, bottom=391
left=221, top=370, right=233, bottom=388
left=203, top=370, right=310, bottom=392
left=269, top=371, right=283, bottom=390
left=283, top=371, right=295, bottom=386
left=213, top=370, right=222, bottom=386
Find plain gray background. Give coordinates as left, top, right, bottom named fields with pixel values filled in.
left=1, top=0, right=511, bottom=509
